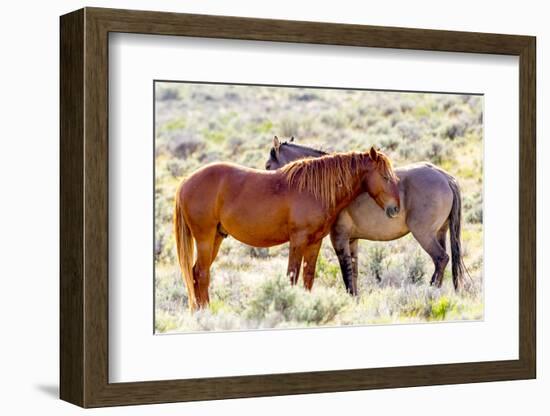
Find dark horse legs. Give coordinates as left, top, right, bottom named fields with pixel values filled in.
left=330, top=233, right=357, bottom=296
left=349, top=239, right=360, bottom=290
left=333, top=226, right=451, bottom=295
left=411, top=224, right=450, bottom=288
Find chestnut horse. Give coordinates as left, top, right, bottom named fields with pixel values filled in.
left=174, top=147, right=400, bottom=310
left=266, top=137, right=467, bottom=294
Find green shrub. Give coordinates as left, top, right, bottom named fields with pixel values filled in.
left=244, top=275, right=349, bottom=326
left=405, top=250, right=426, bottom=284
left=431, top=296, right=453, bottom=320
left=245, top=275, right=298, bottom=322
left=368, top=245, right=387, bottom=282
left=316, top=253, right=341, bottom=288
left=155, top=310, right=180, bottom=332
left=289, top=288, right=349, bottom=325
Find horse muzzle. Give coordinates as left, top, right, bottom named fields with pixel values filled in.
left=385, top=205, right=400, bottom=218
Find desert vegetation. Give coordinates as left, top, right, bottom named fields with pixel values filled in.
left=154, top=82, right=483, bottom=333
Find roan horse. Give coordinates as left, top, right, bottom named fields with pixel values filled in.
left=266, top=137, right=466, bottom=295
left=174, top=147, right=400, bottom=310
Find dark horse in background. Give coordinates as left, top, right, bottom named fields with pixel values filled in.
left=174, top=147, right=400, bottom=310
left=266, top=137, right=467, bottom=295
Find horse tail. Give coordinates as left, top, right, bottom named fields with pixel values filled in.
left=174, top=184, right=197, bottom=311
left=447, top=176, right=467, bottom=291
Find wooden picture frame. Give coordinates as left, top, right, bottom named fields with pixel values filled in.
left=60, top=7, right=536, bottom=408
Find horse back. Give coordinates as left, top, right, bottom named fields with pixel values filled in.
left=179, top=162, right=292, bottom=222
left=337, top=163, right=455, bottom=241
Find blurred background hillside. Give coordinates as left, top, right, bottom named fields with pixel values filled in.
left=154, top=82, right=483, bottom=333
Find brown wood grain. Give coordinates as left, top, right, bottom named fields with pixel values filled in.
left=518, top=38, right=536, bottom=376
left=60, top=7, right=537, bottom=408
left=59, top=8, right=84, bottom=407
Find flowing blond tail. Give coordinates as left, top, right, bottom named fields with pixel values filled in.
left=174, top=187, right=197, bottom=311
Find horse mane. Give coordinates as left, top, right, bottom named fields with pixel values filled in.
left=280, top=151, right=396, bottom=208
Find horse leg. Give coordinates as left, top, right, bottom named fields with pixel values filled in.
left=193, top=232, right=217, bottom=308
left=349, top=239, right=360, bottom=292
left=330, top=231, right=356, bottom=296
left=411, top=229, right=449, bottom=288
left=302, top=240, right=322, bottom=291
left=435, top=223, right=450, bottom=287
left=211, top=224, right=227, bottom=260
left=437, top=223, right=449, bottom=253
left=287, top=239, right=305, bottom=285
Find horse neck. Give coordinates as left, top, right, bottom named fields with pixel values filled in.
left=282, top=152, right=374, bottom=212
left=285, top=143, right=327, bottom=159
left=328, top=154, right=373, bottom=212
left=334, top=172, right=367, bottom=211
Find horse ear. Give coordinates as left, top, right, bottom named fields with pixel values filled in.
left=369, top=146, right=379, bottom=162
left=273, top=136, right=281, bottom=150
left=290, top=136, right=295, bottom=142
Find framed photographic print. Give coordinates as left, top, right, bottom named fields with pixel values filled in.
left=60, top=7, right=536, bottom=408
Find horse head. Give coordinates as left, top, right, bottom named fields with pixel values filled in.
left=265, top=136, right=326, bottom=170
left=364, top=147, right=401, bottom=218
